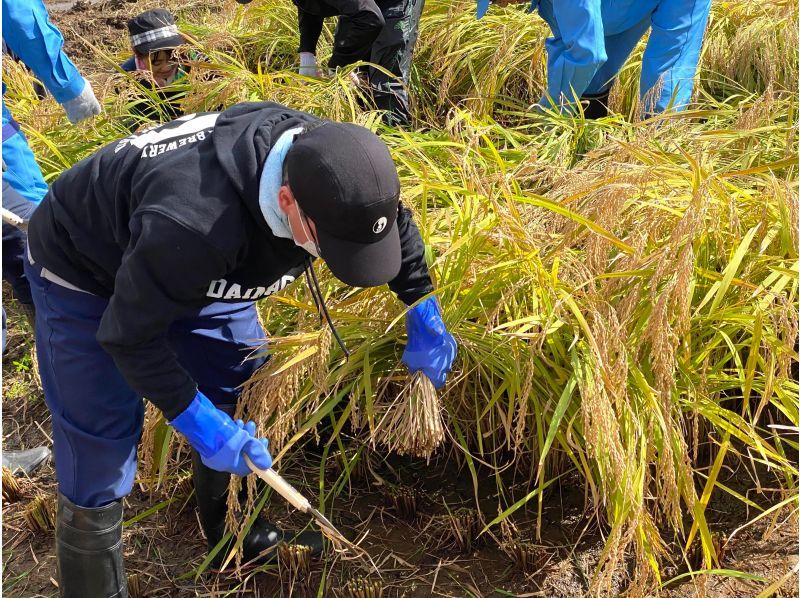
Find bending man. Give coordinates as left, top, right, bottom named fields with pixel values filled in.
left=25, top=101, right=457, bottom=597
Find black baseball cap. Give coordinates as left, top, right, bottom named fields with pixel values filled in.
left=127, top=10, right=184, bottom=55
left=285, top=122, right=402, bottom=288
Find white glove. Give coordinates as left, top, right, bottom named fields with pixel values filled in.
left=61, top=78, right=101, bottom=124
left=298, top=52, right=321, bottom=77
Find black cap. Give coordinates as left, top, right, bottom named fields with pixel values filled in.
left=127, top=10, right=184, bottom=54
left=285, top=122, right=402, bottom=288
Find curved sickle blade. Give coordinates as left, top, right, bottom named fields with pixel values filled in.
left=308, top=506, right=347, bottom=543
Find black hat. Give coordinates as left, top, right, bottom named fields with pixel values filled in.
left=285, top=122, right=402, bottom=288
left=127, top=10, right=184, bottom=54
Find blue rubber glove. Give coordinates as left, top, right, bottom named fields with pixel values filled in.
left=170, top=391, right=272, bottom=476
left=401, top=297, right=457, bottom=389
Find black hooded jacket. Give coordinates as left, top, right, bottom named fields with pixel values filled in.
left=294, top=0, right=385, bottom=68
left=28, top=102, right=433, bottom=419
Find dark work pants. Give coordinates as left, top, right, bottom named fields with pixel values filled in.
left=24, top=259, right=268, bottom=508
left=369, top=0, right=425, bottom=126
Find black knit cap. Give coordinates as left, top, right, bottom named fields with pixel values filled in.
left=285, top=122, right=402, bottom=288
left=127, top=9, right=184, bottom=54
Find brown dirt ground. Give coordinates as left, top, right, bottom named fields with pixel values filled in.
left=3, top=2, right=799, bottom=596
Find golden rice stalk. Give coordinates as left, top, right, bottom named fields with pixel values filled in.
left=237, top=326, right=332, bottom=453
left=22, top=494, right=55, bottom=533
left=372, top=372, right=444, bottom=461
left=2, top=467, right=23, bottom=503
left=344, top=577, right=384, bottom=598
left=689, top=532, right=727, bottom=570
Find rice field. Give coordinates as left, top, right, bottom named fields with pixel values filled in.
left=2, top=0, right=798, bottom=595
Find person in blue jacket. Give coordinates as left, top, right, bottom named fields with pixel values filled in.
left=476, top=0, right=712, bottom=117
left=2, top=0, right=101, bottom=320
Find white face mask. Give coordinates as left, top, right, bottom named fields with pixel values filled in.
left=293, top=203, right=321, bottom=258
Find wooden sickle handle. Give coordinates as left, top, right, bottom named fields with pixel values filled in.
left=245, top=456, right=311, bottom=514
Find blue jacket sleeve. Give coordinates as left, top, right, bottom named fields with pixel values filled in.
left=538, top=0, right=606, bottom=110
left=1, top=0, right=86, bottom=104
left=640, top=0, right=712, bottom=113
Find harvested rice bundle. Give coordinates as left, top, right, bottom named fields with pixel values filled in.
left=372, top=372, right=444, bottom=461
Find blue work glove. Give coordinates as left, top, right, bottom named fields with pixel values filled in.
left=61, top=79, right=101, bottom=124
left=401, top=297, right=457, bottom=389
left=170, top=391, right=272, bottom=477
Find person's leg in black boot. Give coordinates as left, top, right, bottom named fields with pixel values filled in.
left=580, top=89, right=611, bottom=119
left=56, top=494, right=127, bottom=598
left=24, top=259, right=144, bottom=597
left=191, top=429, right=323, bottom=567
left=170, top=301, right=324, bottom=567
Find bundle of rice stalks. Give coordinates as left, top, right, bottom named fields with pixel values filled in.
left=344, top=577, right=384, bottom=598
left=387, top=486, right=420, bottom=521
left=445, top=507, right=482, bottom=553
left=500, top=540, right=548, bottom=575
left=278, top=543, right=313, bottom=587
left=2, top=467, right=23, bottom=503
left=22, top=495, right=56, bottom=533
left=372, top=372, right=444, bottom=461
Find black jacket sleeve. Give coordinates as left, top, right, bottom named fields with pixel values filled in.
left=298, top=8, right=325, bottom=54
left=95, top=210, right=231, bottom=420
left=327, top=0, right=384, bottom=68
left=388, top=202, right=434, bottom=305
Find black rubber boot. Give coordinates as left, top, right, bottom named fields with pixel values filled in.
left=191, top=450, right=324, bottom=567
left=580, top=89, right=611, bottom=119
left=56, top=493, right=127, bottom=598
